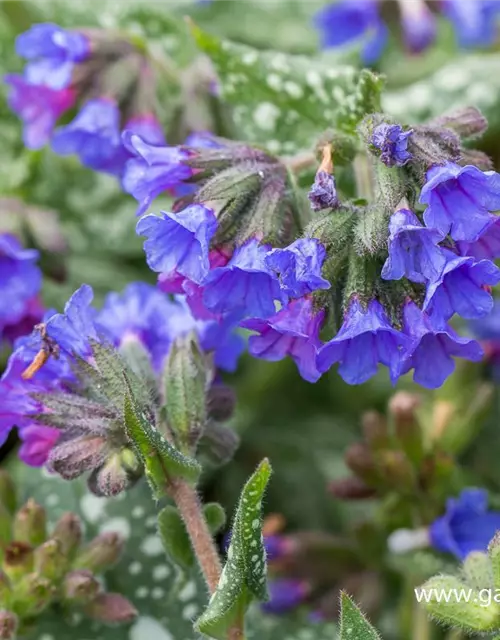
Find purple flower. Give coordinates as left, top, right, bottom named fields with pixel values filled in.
left=430, top=489, right=500, bottom=559
left=457, top=215, right=500, bottom=260
left=184, top=131, right=221, bottom=149
left=265, top=535, right=292, bottom=562
left=423, top=250, right=500, bottom=321
left=401, top=301, right=483, bottom=389
left=45, top=284, right=99, bottom=358
left=371, top=124, right=413, bottom=167
left=265, top=238, right=330, bottom=298
left=18, top=424, right=60, bottom=467
left=0, top=234, right=42, bottom=340
left=203, top=240, right=285, bottom=319
left=122, top=133, right=194, bottom=215
left=313, top=0, right=388, bottom=64
left=137, top=205, right=218, bottom=285
left=16, top=23, right=89, bottom=90
left=399, top=0, right=437, bottom=53
left=307, top=171, right=338, bottom=212
left=51, top=98, right=123, bottom=175
left=381, top=209, right=446, bottom=283
left=441, top=0, right=500, bottom=48
left=2, top=296, right=44, bottom=345
left=317, top=298, right=411, bottom=385
left=420, top=162, right=500, bottom=242
left=262, top=579, right=309, bottom=615
left=242, top=298, right=324, bottom=383
left=4, top=74, right=75, bottom=149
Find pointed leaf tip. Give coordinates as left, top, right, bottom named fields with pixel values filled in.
left=340, top=592, right=381, bottom=640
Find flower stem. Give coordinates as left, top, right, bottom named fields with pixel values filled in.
left=285, top=151, right=317, bottom=174
left=168, top=477, right=222, bottom=593
left=353, top=152, right=375, bottom=201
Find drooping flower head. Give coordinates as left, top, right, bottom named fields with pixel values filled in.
left=242, top=298, right=324, bottom=383
left=371, top=124, right=413, bottom=167
left=398, top=0, right=437, bottom=53
left=317, top=298, right=411, bottom=385
left=401, top=301, right=483, bottom=389
left=419, top=162, right=500, bottom=242
left=0, top=234, right=42, bottom=344
left=381, top=209, right=446, bottom=283
left=430, top=488, right=500, bottom=559
left=313, top=0, right=388, bottom=65
left=307, top=171, right=338, bottom=212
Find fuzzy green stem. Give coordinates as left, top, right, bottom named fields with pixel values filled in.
left=353, top=153, right=375, bottom=201
left=412, top=599, right=432, bottom=640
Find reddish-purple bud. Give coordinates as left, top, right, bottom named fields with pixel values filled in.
left=74, top=532, right=124, bottom=573
left=328, top=477, right=377, bottom=501
left=52, top=512, right=83, bottom=557
left=4, top=542, right=34, bottom=581
left=62, top=570, right=100, bottom=605
left=0, top=611, right=17, bottom=640
left=47, top=435, right=107, bottom=480
left=85, top=593, right=137, bottom=624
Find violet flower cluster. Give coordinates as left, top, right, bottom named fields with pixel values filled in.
left=5, top=23, right=165, bottom=176
left=314, top=0, right=500, bottom=64
left=0, top=282, right=244, bottom=469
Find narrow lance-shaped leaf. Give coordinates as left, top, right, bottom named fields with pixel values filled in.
left=340, top=592, right=382, bottom=640
left=123, top=388, right=201, bottom=497
left=195, top=459, right=272, bottom=640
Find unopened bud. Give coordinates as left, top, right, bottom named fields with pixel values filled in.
left=0, top=611, right=17, bottom=640
left=12, top=573, right=54, bottom=617
left=62, top=570, right=100, bottom=605
left=387, top=528, right=429, bottom=554
left=88, top=454, right=129, bottom=497
left=13, top=499, right=46, bottom=546
left=34, top=540, right=64, bottom=581
left=431, top=106, right=488, bottom=140
left=345, top=443, right=379, bottom=486
left=389, top=391, right=423, bottom=465
left=378, top=450, right=415, bottom=491
left=419, top=575, right=500, bottom=632
left=328, top=476, right=377, bottom=501
left=52, top=512, right=82, bottom=558
left=74, top=532, right=124, bottom=573
left=463, top=552, right=493, bottom=590
left=200, top=420, right=240, bottom=466
left=0, top=472, right=16, bottom=515
left=85, top=592, right=137, bottom=624
left=207, top=385, right=236, bottom=422
left=361, top=411, right=388, bottom=450
left=47, top=435, right=107, bottom=480
left=4, top=543, right=34, bottom=582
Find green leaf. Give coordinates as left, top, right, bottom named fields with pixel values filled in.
left=191, top=23, right=384, bottom=155
left=195, top=459, right=272, bottom=640
left=157, top=503, right=226, bottom=572
left=340, top=592, right=382, bottom=640
left=123, top=391, right=202, bottom=497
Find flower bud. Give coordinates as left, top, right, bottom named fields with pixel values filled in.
left=419, top=575, right=500, bottom=632
left=378, top=451, right=415, bottom=491
left=12, top=573, right=54, bottom=617
left=328, top=477, right=377, bottom=501
left=463, top=552, right=493, bottom=590
left=85, top=593, right=137, bottom=624
left=0, top=504, right=12, bottom=549
left=0, top=611, right=17, bottom=640
left=430, top=106, right=488, bottom=141
left=74, top=532, right=124, bottom=573
left=361, top=410, right=388, bottom=451
left=344, top=443, right=380, bottom=486
left=407, top=124, right=461, bottom=175
left=34, top=540, right=64, bottom=581
left=62, top=570, right=100, bottom=605
left=13, top=499, right=46, bottom=547
left=0, top=472, right=16, bottom=515
left=200, top=420, right=240, bottom=467
left=207, top=384, right=236, bottom=423
left=52, top=512, right=82, bottom=558
left=162, top=333, right=211, bottom=452
left=3, top=543, right=34, bottom=582
left=88, top=453, right=131, bottom=498
left=389, top=391, right=424, bottom=466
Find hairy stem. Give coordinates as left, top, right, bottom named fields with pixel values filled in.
left=353, top=152, right=375, bottom=201
left=285, top=150, right=316, bottom=174
left=169, top=477, right=222, bottom=593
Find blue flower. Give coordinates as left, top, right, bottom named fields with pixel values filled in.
left=137, top=205, right=218, bottom=285
left=420, top=162, right=500, bottom=242
left=265, top=238, right=330, bottom=298
left=262, top=579, right=309, bottom=615
left=4, top=74, right=75, bottom=149
left=16, top=23, right=89, bottom=90
left=399, top=0, right=437, bottom=53
left=45, top=284, right=99, bottom=358
left=0, top=234, right=42, bottom=340
left=203, top=240, right=286, bottom=318
left=122, top=133, right=194, bottom=215
left=430, top=488, right=500, bottom=559
left=317, top=298, right=411, bottom=385
left=371, top=124, right=413, bottom=167
left=307, top=171, right=338, bottom=212
left=381, top=209, right=446, bottom=283
left=313, top=0, right=388, bottom=65
left=401, top=301, right=483, bottom=389
left=441, top=0, right=500, bottom=48
left=457, top=215, right=500, bottom=260
left=423, top=250, right=500, bottom=321
left=242, top=298, right=324, bottom=383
